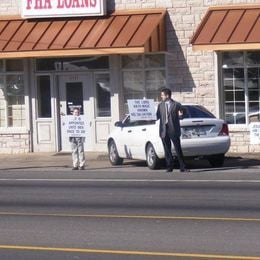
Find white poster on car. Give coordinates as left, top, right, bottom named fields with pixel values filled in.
left=250, top=122, right=260, bottom=144
left=127, top=99, right=157, bottom=121
left=61, top=115, right=87, bottom=138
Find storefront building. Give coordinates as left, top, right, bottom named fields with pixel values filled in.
left=0, top=0, right=259, bottom=153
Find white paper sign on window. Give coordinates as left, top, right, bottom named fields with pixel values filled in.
left=127, top=99, right=157, bottom=121
left=22, top=0, right=106, bottom=18
left=250, top=122, right=260, bottom=145
left=62, top=115, right=87, bottom=138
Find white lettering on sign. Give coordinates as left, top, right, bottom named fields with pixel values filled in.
left=22, top=0, right=106, bottom=18
left=127, top=99, right=157, bottom=121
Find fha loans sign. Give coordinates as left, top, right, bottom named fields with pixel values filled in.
left=22, top=0, right=106, bottom=18
left=64, top=115, right=87, bottom=138
left=127, top=99, right=156, bottom=121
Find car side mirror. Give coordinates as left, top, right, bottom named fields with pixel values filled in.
left=114, top=121, right=124, bottom=127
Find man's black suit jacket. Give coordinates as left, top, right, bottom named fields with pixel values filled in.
left=156, top=99, right=183, bottom=138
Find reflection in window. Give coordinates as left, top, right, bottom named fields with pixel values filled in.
left=145, top=54, right=165, bottom=68
left=247, top=51, right=260, bottom=65
left=222, top=52, right=260, bottom=124
left=6, top=75, right=25, bottom=127
left=222, top=52, right=244, bottom=67
left=123, top=71, right=144, bottom=103
left=248, top=67, right=260, bottom=123
left=6, top=75, right=24, bottom=96
left=66, top=82, right=83, bottom=115
left=0, top=59, right=25, bottom=127
left=122, top=55, right=142, bottom=69
left=37, top=76, right=51, bottom=118
left=223, top=67, right=245, bottom=124
left=122, top=54, right=166, bottom=114
left=7, top=96, right=25, bottom=127
left=36, top=56, right=109, bottom=71
left=0, top=60, right=4, bottom=72
left=6, top=59, right=23, bottom=72
left=96, top=74, right=111, bottom=117
left=0, top=89, right=5, bottom=127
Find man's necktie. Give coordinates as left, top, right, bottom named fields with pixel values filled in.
left=165, top=102, right=168, bottom=125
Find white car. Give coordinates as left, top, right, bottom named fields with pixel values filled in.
left=108, top=104, right=231, bottom=169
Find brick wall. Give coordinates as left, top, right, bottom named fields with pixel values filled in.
left=0, top=0, right=21, bottom=15
left=0, top=133, right=30, bottom=154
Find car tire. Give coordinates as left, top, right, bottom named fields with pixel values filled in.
left=108, top=140, right=123, bottom=165
left=146, top=143, right=160, bottom=170
left=208, top=154, right=225, bottom=167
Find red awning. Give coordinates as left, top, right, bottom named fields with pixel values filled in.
left=191, top=5, right=260, bottom=51
left=0, top=9, right=166, bottom=58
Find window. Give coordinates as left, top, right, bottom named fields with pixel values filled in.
left=221, top=51, right=260, bottom=124
left=36, top=56, right=109, bottom=71
left=0, top=60, right=25, bottom=127
left=66, top=82, right=84, bottom=115
left=37, top=76, right=51, bottom=118
left=96, top=73, right=111, bottom=117
left=182, top=105, right=215, bottom=119
left=122, top=54, right=166, bottom=114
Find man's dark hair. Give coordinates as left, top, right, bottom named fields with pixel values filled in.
left=161, top=88, right=172, bottom=97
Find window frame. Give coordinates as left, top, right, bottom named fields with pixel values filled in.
left=94, top=71, right=111, bottom=119
left=220, top=51, right=260, bottom=126
left=121, top=53, right=167, bottom=115
left=0, top=59, right=28, bottom=130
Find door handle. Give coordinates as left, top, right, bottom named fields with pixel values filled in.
left=128, top=130, right=132, bottom=133
left=142, top=128, right=146, bottom=131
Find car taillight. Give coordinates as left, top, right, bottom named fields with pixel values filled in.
left=218, top=123, right=229, bottom=136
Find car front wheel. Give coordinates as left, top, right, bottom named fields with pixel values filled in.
left=108, top=140, right=123, bottom=165
left=208, top=154, right=225, bottom=167
left=146, top=143, right=160, bottom=170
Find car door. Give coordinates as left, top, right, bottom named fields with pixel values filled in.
left=115, top=117, right=136, bottom=159
left=131, top=120, right=156, bottom=159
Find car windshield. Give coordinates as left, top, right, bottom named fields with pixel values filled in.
left=182, top=105, right=215, bottom=119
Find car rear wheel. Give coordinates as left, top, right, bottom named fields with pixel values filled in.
left=208, top=154, right=225, bottom=167
left=146, top=143, right=160, bottom=170
left=108, top=140, right=123, bottom=165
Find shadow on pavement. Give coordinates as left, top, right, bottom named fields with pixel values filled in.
left=122, top=156, right=260, bottom=172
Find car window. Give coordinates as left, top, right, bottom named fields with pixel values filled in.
left=122, top=116, right=156, bottom=127
left=182, top=105, right=215, bottom=119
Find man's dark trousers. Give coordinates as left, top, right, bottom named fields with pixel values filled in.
left=162, top=125, right=185, bottom=170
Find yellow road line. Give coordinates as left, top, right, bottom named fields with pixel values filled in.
left=0, top=245, right=260, bottom=259
left=0, top=211, right=260, bottom=222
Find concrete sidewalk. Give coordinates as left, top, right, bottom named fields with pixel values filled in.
left=0, top=152, right=109, bottom=171
left=0, top=152, right=259, bottom=171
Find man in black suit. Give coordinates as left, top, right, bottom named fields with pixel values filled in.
left=156, top=88, right=189, bottom=172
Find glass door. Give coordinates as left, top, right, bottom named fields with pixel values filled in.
left=59, top=74, right=94, bottom=151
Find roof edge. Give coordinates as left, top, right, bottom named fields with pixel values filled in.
left=208, top=4, right=260, bottom=11
left=111, top=8, right=167, bottom=16
left=0, top=47, right=146, bottom=59
left=192, top=43, right=260, bottom=51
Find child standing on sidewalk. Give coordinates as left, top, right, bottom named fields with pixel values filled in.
left=69, top=107, right=86, bottom=170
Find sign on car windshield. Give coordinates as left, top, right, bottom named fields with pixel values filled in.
left=127, top=99, right=157, bottom=121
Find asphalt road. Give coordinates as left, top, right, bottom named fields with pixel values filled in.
left=0, top=163, right=260, bottom=259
